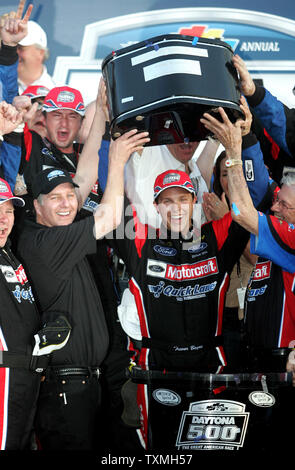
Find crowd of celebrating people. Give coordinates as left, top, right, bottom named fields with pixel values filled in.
left=0, top=0, right=295, bottom=454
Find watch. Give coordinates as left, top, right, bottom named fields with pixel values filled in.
left=225, top=159, right=243, bottom=168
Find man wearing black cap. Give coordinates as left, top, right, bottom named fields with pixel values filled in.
left=0, top=177, right=42, bottom=450
left=16, top=122, right=149, bottom=450
left=13, top=78, right=133, bottom=450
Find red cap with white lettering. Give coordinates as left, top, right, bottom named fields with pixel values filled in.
left=43, top=86, right=85, bottom=116
left=22, top=85, right=50, bottom=100
left=153, top=169, right=196, bottom=201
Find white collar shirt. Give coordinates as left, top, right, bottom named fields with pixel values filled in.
left=124, top=145, right=208, bottom=228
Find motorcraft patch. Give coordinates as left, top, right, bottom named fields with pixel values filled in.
left=253, top=261, right=271, bottom=280
left=147, top=257, right=218, bottom=281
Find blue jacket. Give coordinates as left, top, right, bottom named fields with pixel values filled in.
left=0, top=43, right=21, bottom=190
left=247, top=85, right=295, bottom=160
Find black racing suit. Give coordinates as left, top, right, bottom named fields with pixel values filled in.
left=108, top=206, right=250, bottom=373
left=107, top=203, right=250, bottom=448
left=0, top=242, right=41, bottom=450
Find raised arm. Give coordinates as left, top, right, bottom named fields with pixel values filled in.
left=73, top=78, right=108, bottom=209
left=93, top=129, right=150, bottom=239
left=0, top=100, right=23, bottom=135
left=0, top=1, right=33, bottom=105
left=195, top=139, right=220, bottom=190
left=200, top=107, right=259, bottom=235
left=0, top=1, right=33, bottom=47
left=0, top=101, right=24, bottom=189
left=232, top=54, right=295, bottom=158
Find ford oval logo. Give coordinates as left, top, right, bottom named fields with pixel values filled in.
left=149, top=264, right=165, bottom=273
left=188, top=242, right=208, bottom=254
left=153, top=245, right=177, bottom=256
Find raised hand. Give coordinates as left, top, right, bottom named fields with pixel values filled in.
left=109, top=129, right=150, bottom=166
left=239, top=95, right=253, bottom=136
left=96, top=77, right=110, bottom=123
left=232, top=54, right=256, bottom=97
left=0, top=101, right=24, bottom=135
left=200, top=107, right=243, bottom=158
left=202, top=191, right=229, bottom=221
left=0, top=0, right=33, bottom=47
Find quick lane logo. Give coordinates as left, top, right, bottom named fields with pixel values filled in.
left=147, top=257, right=218, bottom=281
left=253, top=261, right=271, bottom=280
left=176, top=400, right=249, bottom=451
left=12, top=285, right=35, bottom=304
left=148, top=280, right=217, bottom=300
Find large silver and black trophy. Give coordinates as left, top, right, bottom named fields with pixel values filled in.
left=102, top=34, right=243, bottom=146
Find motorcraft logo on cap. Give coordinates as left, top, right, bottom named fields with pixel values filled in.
left=47, top=169, right=67, bottom=181
left=57, top=91, right=75, bottom=103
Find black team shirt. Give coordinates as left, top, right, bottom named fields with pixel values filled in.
left=17, top=216, right=109, bottom=367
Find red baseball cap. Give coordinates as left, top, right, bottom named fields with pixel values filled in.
left=43, top=86, right=85, bottom=116
left=153, top=170, right=196, bottom=201
left=22, top=85, right=50, bottom=100
left=0, top=178, right=25, bottom=207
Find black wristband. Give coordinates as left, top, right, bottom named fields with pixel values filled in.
left=0, top=42, right=18, bottom=65
left=246, top=86, right=266, bottom=108
left=3, top=131, right=22, bottom=147
left=242, top=132, right=258, bottom=150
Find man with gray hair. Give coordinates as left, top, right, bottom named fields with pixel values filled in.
left=17, top=20, right=55, bottom=93
left=201, top=105, right=295, bottom=374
